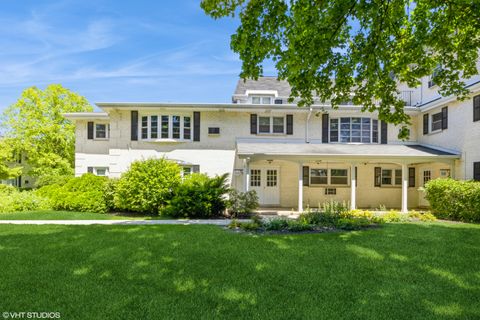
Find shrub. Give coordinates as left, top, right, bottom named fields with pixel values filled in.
left=342, top=209, right=374, bottom=219
left=286, top=219, right=313, bottom=232
left=336, top=218, right=371, bottom=230
left=227, top=219, right=242, bottom=229
left=163, top=173, right=230, bottom=218
left=382, top=210, right=405, bottom=223
left=104, top=178, right=119, bottom=212
left=420, top=211, right=437, bottom=222
left=264, top=218, right=289, bottom=231
left=322, top=200, right=349, bottom=215
left=38, top=174, right=109, bottom=213
left=227, top=189, right=259, bottom=217
left=239, top=221, right=262, bottom=231
left=408, top=210, right=422, bottom=219
left=299, top=209, right=338, bottom=227
left=0, top=190, right=50, bottom=213
left=0, top=184, right=16, bottom=195
left=115, top=158, right=181, bottom=214
left=424, top=178, right=480, bottom=222
left=36, top=175, right=73, bottom=188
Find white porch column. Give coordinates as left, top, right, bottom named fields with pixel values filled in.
left=350, top=163, right=356, bottom=210
left=244, top=159, right=250, bottom=192
left=401, top=163, right=408, bottom=213
left=298, top=163, right=304, bottom=212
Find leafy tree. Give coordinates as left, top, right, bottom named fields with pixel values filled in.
left=1, top=84, right=93, bottom=177
left=0, top=139, right=22, bottom=180
left=201, top=0, right=480, bottom=137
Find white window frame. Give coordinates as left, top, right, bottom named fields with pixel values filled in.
left=182, top=166, right=192, bottom=178
left=94, top=123, right=109, bottom=140
left=329, top=117, right=378, bottom=143
left=440, top=169, right=451, bottom=178
left=257, top=116, right=286, bottom=135
left=251, top=96, right=273, bottom=105
left=140, top=115, right=192, bottom=141
left=92, top=167, right=109, bottom=176
left=310, top=168, right=349, bottom=186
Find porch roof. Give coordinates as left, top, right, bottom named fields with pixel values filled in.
left=236, top=140, right=460, bottom=161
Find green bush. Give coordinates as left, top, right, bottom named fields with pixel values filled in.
left=104, top=178, right=119, bottom=212
left=424, top=178, right=480, bottom=222
left=286, top=219, right=313, bottom=232
left=321, top=200, right=349, bottom=215
left=299, top=209, right=339, bottom=227
left=38, top=174, right=109, bottom=213
left=35, top=175, right=73, bottom=188
left=0, top=190, right=50, bottom=213
left=239, top=221, right=261, bottom=231
left=382, top=210, right=406, bottom=223
left=115, top=158, right=181, bottom=214
left=0, top=184, right=16, bottom=195
left=335, top=218, right=371, bottom=230
left=227, top=189, right=259, bottom=217
left=264, top=218, right=289, bottom=231
left=163, top=173, right=230, bottom=218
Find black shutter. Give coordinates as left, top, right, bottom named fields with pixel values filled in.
left=286, top=114, right=293, bottom=135
left=355, top=166, right=358, bottom=187
left=87, top=167, right=94, bottom=174
left=193, top=112, right=200, bottom=141
left=250, top=114, right=257, bottom=134
left=192, top=165, right=200, bottom=173
left=423, top=114, right=429, bottom=135
left=474, top=95, right=480, bottom=122
left=374, top=167, right=381, bottom=187
left=131, top=111, right=138, bottom=141
left=87, top=122, right=94, bottom=140
left=322, top=114, right=329, bottom=143
left=474, top=162, right=480, bottom=181
left=442, top=106, right=448, bottom=130
left=302, top=166, right=310, bottom=186
left=408, top=168, right=416, bottom=187
left=381, top=121, right=387, bottom=144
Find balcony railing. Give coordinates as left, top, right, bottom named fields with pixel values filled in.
left=398, top=90, right=413, bottom=106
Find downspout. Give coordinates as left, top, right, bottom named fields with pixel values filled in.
left=305, top=106, right=313, bottom=143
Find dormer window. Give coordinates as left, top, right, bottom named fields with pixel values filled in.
left=251, top=96, right=272, bottom=104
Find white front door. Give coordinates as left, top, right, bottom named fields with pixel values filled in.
left=250, top=167, right=280, bottom=206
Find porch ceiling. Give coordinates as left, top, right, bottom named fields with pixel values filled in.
left=236, top=139, right=460, bottom=162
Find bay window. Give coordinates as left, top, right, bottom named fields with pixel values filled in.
left=330, top=117, right=378, bottom=143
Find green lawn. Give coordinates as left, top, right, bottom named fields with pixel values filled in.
left=0, top=210, right=170, bottom=220
left=0, top=222, right=479, bottom=319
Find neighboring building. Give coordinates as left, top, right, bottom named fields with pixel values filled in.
left=0, top=152, right=34, bottom=188
left=64, top=73, right=480, bottom=212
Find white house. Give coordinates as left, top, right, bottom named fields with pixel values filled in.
left=64, top=74, right=480, bottom=212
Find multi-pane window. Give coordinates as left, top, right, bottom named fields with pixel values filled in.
left=310, top=168, right=348, bottom=185
left=330, top=117, right=378, bottom=143
left=266, top=170, right=277, bottom=187
left=184, top=117, right=191, bottom=140
left=95, top=124, right=107, bottom=139
left=423, top=170, right=432, bottom=186
left=250, top=169, right=261, bottom=187
left=331, top=169, right=348, bottom=185
left=381, top=169, right=392, bottom=185
left=141, top=115, right=192, bottom=140
left=161, top=116, right=169, bottom=138
left=182, top=167, right=191, bottom=177
left=395, top=169, right=402, bottom=185
left=311, top=169, right=328, bottom=185
left=258, top=116, right=285, bottom=134
left=252, top=96, right=272, bottom=104
left=431, top=112, right=443, bottom=131
left=440, top=169, right=450, bottom=178
left=150, top=116, right=158, bottom=139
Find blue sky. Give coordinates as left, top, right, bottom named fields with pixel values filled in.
left=0, top=0, right=275, bottom=112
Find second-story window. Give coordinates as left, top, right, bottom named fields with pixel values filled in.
left=95, top=123, right=109, bottom=139
left=330, top=117, right=378, bottom=143
left=141, top=115, right=191, bottom=140
left=258, top=116, right=285, bottom=134
left=431, top=112, right=443, bottom=132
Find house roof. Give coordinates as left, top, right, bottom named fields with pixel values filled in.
left=234, top=77, right=292, bottom=97
left=63, top=112, right=109, bottom=120
left=236, top=139, right=460, bottom=161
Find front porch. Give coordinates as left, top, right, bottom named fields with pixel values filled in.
left=237, top=140, right=460, bottom=213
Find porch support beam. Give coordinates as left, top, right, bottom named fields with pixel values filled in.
left=244, top=159, right=250, bottom=192
left=298, top=163, right=303, bottom=212
left=401, top=163, right=408, bottom=213
left=350, top=163, right=356, bottom=210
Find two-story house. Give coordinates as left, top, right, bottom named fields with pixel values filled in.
left=64, top=74, right=480, bottom=212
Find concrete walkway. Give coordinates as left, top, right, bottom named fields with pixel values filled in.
left=0, top=219, right=252, bottom=226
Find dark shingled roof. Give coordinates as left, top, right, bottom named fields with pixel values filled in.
left=234, top=77, right=292, bottom=97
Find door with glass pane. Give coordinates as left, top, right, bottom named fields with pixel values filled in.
left=250, top=167, right=280, bottom=205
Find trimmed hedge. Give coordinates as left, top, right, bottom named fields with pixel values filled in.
left=424, top=178, right=480, bottom=222
left=38, top=174, right=109, bottom=213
